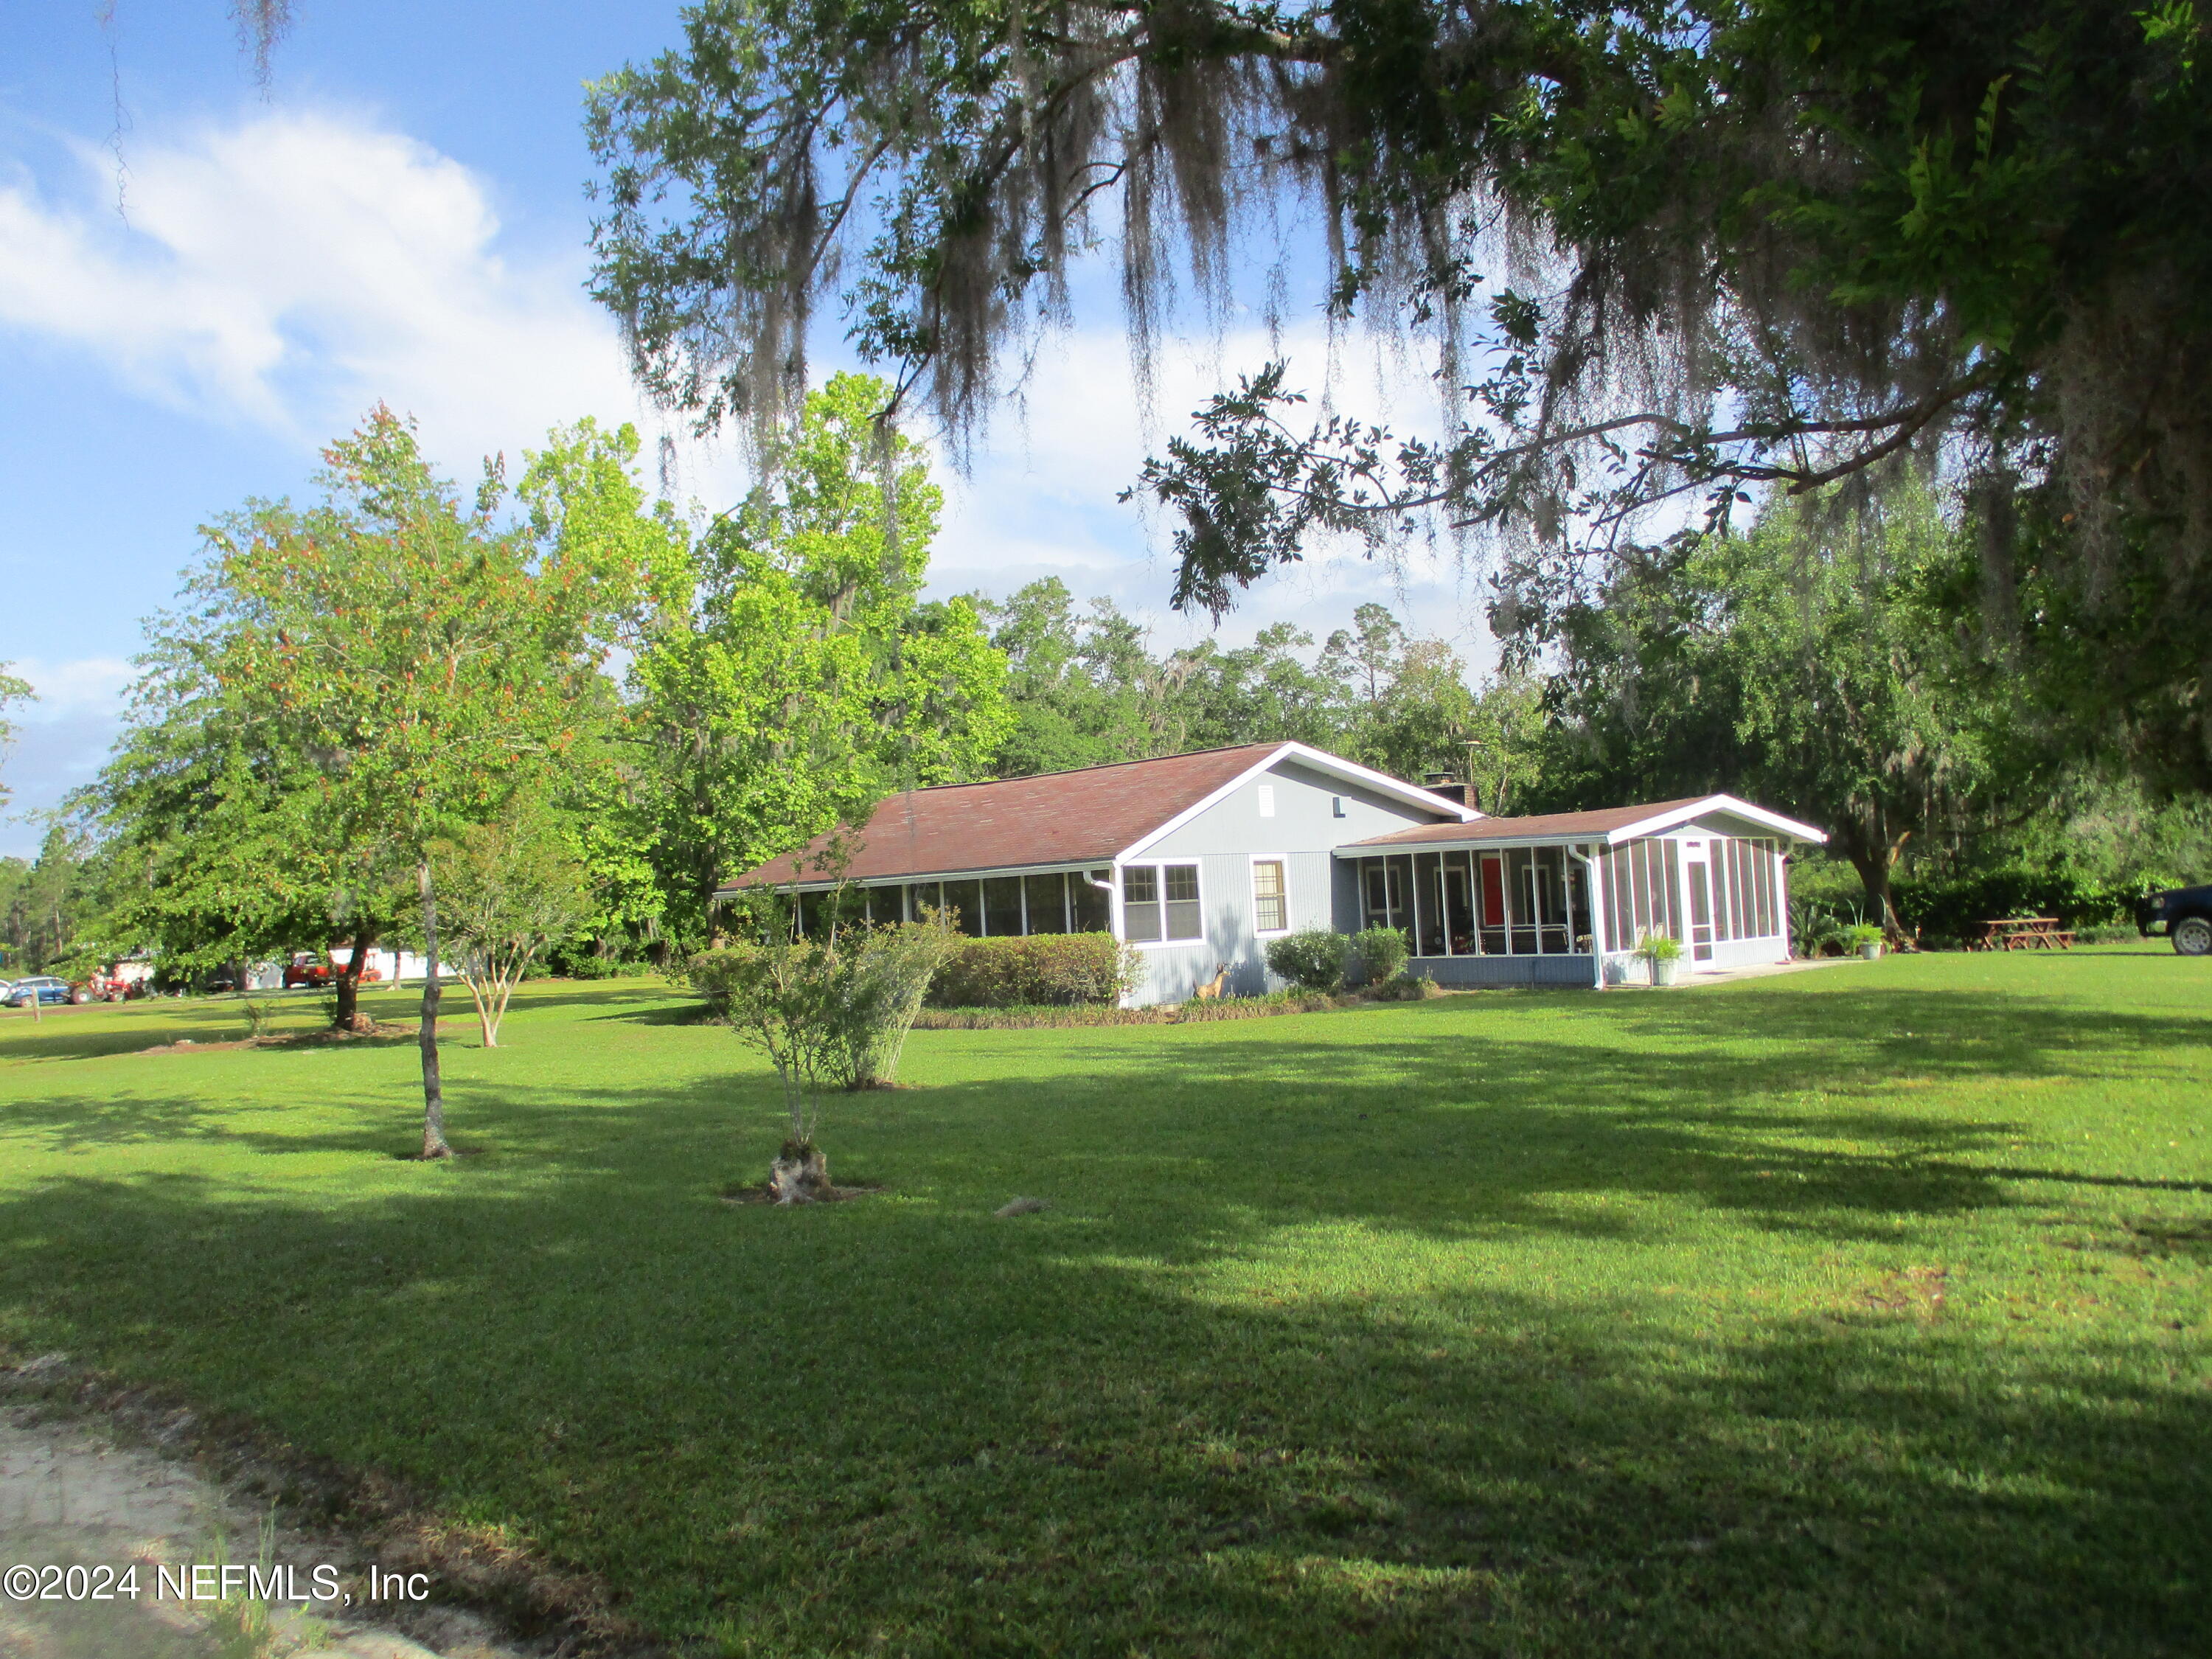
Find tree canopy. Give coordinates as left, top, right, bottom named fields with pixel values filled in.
left=588, top=0, right=2212, bottom=779
left=624, top=372, right=1012, bottom=949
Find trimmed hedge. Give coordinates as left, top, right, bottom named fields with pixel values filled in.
left=1265, top=928, right=1350, bottom=992
left=924, top=931, right=1142, bottom=1008
left=1347, top=925, right=1411, bottom=987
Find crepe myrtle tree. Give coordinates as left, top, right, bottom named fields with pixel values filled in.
left=175, top=407, right=666, bottom=1157
left=425, top=801, right=593, bottom=1048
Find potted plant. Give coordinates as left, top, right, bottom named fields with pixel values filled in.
left=1845, top=922, right=1885, bottom=960
left=1637, top=931, right=1685, bottom=987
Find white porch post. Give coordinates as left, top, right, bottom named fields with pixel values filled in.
left=1573, top=843, right=1606, bottom=991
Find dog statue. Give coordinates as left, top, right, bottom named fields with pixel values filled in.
left=1194, top=964, right=1230, bottom=1001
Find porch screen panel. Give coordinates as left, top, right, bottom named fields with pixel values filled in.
left=1619, top=849, right=1637, bottom=956
left=1710, top=840, right=1733, bottom=942
left=942, top=880, right=981, bottom=935
left=1506, top=849, right=1539, bottom=954
left=1662, top=840, right=1683, bottom=937
left=1728, top=840, right=1749, bottom=938
left=1024, top=872, right=1070, bottom=933
left=1705, top=841, right=1728, bottom=941
left=1073, top=871, right=1113, bottom=933
left=1564, top=854, right=1589, bottom=951
left=984, top=877, right=1023, bottom=936
left=905, top=882, right=942, bottom=924
left=1413, top=852, right=1446, bottom=955
left=1754, top=841, right=1777, bottom=936
left=1443, top=852, right=1475, bottom=954
left=1478, top=853, right=1509, bottom=955
left=1627, top=844, right=1650, bottom=946
left=1544, top=848, right=1572, bottom=953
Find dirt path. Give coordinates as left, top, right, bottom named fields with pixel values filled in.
left=1, top=1380, right=530, bottom=1659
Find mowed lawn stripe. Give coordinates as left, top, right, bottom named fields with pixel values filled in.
left=1, top=949, right=2206, bottom=1655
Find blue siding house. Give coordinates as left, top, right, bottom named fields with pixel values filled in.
left=723, top=743, right=1826, bottom=1004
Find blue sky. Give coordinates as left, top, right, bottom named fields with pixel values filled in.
left=0, top=1, right=1485, bottom=859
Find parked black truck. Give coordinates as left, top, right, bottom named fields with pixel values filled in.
left=2137, top=883, right=2212, bottom=956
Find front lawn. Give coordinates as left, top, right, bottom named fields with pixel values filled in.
left=1, top=951, right=2207, bottom=1655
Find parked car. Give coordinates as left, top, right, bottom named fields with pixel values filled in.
left=2138, top=883, right=2212, bottom=956
left=7, top=976, right=84, bottom=1007
left=280, top=951, right=383, bottom=989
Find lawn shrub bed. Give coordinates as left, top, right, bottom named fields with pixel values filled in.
left=923, top=931, right=1140, bottom=1007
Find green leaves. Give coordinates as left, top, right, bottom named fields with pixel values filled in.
left=624, top=373, right=1010, bottom=942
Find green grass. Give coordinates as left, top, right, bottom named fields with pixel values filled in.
left=1, top=950, right=2208, bottom=1656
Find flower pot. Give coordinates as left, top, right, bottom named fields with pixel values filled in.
left=1859, top=942, right=1882, bottom=961
left=1649, top=957, right=1681, bottom=987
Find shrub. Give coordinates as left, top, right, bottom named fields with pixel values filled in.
left=924, top=932, right=1141, bottom=1008
left=1369, top=973, right=1443, bottom=1001
left=1637, top=931, right=1684, bottom=964
left=1265, top=928, right=1349, bottom=992
left=1347, top=925, right=1409, bottom=987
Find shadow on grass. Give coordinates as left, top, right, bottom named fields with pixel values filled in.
left=0, top=1154, right=2202, bottom=1658
left=1, top=977, right=2206, bottom=1653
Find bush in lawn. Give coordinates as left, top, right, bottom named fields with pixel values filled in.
left=1347, top=925, right=1409, bottom=987
left=690, top=898, right=958, bottom=1202
left=1265, top=928, right=1349, bottom=992
left=924, top=932, right=1141, bottom=1007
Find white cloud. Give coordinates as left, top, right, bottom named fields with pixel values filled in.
left=0, top=101, right=1491, bottom=664
left=0, top=108, right=712, bottom=479
left=7, top=655, right=134, bottom=722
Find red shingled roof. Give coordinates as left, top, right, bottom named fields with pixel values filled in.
left=723, top=744, right=1287, bottom=890
left=1349, top=798, right=1714, bottom=847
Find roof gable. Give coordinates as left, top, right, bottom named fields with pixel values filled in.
left=1346, top=793, right=1827, bottom=850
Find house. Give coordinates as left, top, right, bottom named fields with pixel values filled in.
left=720, top=742, right=1827, bottom=1004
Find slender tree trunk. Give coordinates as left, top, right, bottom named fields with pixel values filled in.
left=417, top=860, right=451, bottom=1160
left=332, top=931, right=375, bottom=1032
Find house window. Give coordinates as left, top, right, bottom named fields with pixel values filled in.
left=1331, top=796, right=1346, bottom=818
left=1252, top=860, right=1287, bottom=933
left=1164, top=865, right=1202, bottom=940
left=1122, top=863, right=1202, bottom=943
left=1121, top=866, right=1161, bottom=942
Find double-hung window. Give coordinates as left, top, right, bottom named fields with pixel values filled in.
left=1251, top=860, right=1288, bottom=933
left=1121, top=863, right=1203, bottom=942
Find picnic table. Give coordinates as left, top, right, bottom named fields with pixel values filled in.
left=1972, top=917, right=2075, bottom=950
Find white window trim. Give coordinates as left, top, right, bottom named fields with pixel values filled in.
left=1115, top=858, right=1206, bottom=947
left=1248, top=852, right=1293, bottom=936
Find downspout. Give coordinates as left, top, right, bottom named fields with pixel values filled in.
left=1085, top=870, right=1126, bottom=1007
left=1571, top=842, right=1606, bottom=992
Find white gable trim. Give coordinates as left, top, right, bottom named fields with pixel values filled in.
left=1604, top=796, right=1828, bottom=846
left=1115, top=742, right=1477, bottom=862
